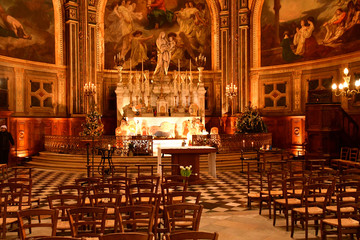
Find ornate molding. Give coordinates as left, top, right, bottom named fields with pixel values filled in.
left=88, top=10, right=97, bottom=24
left=65, top=1, right=79, bottom=22
left=251, top=0, right=263, bottom=68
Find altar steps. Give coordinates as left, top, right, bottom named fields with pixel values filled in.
left=27, top=151, right=271, bottom=173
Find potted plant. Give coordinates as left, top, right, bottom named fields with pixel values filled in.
left=236, top=104, right=267, bottom=134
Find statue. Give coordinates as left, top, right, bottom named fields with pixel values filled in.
left=153, top=32, right=175, bottom=76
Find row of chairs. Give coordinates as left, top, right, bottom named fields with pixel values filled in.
left=245, top=161, right=360, bottom=240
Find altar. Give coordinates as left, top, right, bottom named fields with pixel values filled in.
left=114, top=57, right=207, bottom=140
left=159, top=146, right=217, bottom=184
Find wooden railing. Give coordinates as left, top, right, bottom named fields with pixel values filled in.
left=192, top=133, right=272, bottom=153
left=44, top=135, right=153, bottom=156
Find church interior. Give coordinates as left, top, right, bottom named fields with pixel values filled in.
left=0, top=0, right=360, bottom=239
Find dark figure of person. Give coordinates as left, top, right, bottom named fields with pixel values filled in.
left=0, top=125, right=14, bottom=165
left=281, top=31, right=301, bottom=63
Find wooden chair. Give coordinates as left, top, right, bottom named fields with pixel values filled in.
left=161, top=182, right=187, bottom=206
left=273, top=176, right=305, bottom=231
left=136, top=176, right=160, bottom=194
left=160, top=164, right=179, bottom=182
left=164, top=203, right=203, bottom=233
left=348, top=148, right=359, bottom=161
left=13, top=167, right=32, bottom=178
left=47, top=194, right=81, bottom=233
left=106, top=176, right=131, bottom=204
left=100, top=232, right=154, bottom=240
left=165, top=231, right=219, bottom=240
left=246, top=162, right=267, bottom=210
left=260, top=170, right=285, bottom=219
left=17, top=208, right=59, bottom=240
left=117, top=205, right=155, bottom=233
left=0, top=193, right=18, bottom=238
left=89, top=193, right=122, bottom=231
left=291, top=183, right=333, bottom=240
left=67, top=207, right=107, bottom=238
left=8, top=178, right=40, bottom=208
left=331, top=147, right=350, bottom=169
left=321, top=191, right=360, bottom=240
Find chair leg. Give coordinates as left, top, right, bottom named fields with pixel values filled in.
left=315, top=219, right=319, bottom=236
left=320, top=221, right=326, bottom=240
left=268, top=198, right=272, bottom=219
left=284, top=208, right=289, bottom=231
left=305, top=220, right=308, bottom=240
left=273, top=202, right=276, bottom=226
left=291, top=210, right=295, bottom=238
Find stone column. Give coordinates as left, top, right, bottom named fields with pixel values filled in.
left=238, top=1, right=249, bottom=112
left=65, top=0, right=81, bottom=114
left=220, top=3, right=230, bottom=115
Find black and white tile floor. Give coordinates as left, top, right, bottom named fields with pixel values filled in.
left=15, top=168, right=255, bottom=213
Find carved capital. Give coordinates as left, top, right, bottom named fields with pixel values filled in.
left=238, top=12, right=249, bottom=26
left=220, top=15, right=229, bottom=28
left=88, top=11, right=97, bottom=24
left=65, top=5, right=78, bottom=21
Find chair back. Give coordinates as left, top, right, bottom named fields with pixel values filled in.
left=75, top=177, right=101, bottom=186
left=340, top=147, right=350, bottom=160
left=335, top=191, right=360, bottom=225
left=100, top=232, right=154, bottom=240
left=58, top=185, right=83, bottom=196
left=164, top=203, right=203, bottom=232
left=136, top=176, right=160, bottom=193
left=93, top=183, right=124, bottom=194
left=8, top=178, right=34, bottom=207
left=165, top=231, right=219, bottom=240
left=301, top=183, right=333, bottom=210
left=67, top=207, right=107, bottom=237
left=161, top=182, right=187, bottom=205
left=48, top=194, right=81, bottom=222
left=167, top=191, right=201, bottom=205
left=348, top=148, right=359, bottom=161
left=117, top=205, right=155, bottom=232
left=0, top=182, right=24, bottom=210
left=17, top=208, right=59, bottom=240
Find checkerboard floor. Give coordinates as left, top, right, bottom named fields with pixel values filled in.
left=12, top=168, right=255, bottom=213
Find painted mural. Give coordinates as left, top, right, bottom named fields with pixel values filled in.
left=261, top=0, right=360, bottom=66
left=104, top=0, right=211, bottom=70
left=0, top=0, right=55, bottom=64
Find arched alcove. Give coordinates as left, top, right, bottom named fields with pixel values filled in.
left=95, top=0, right=221, bottom=71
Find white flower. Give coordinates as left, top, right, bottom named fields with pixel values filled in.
left=180, top=166, right=185, bottom=170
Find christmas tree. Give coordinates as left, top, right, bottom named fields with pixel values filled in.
left=80, top=110, right=104, bottom=137
left=236, top=103, right=267, bottom=134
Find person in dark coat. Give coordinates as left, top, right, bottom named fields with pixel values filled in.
left=0, top=125, right=14, bottom=164
left=280, top=31, right=301, bottom=63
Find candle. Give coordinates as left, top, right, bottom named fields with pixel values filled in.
left=251, top=142, right=254, bottom=148
left=108, top=144, right=111, bottom=150
left=242, top=140, right=245, bottom=148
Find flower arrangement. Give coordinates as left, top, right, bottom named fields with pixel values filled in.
left=180, top=165, right=192, bottom=177
left=80, top=110, right=104, bottom=137
left=236, top=103, right=267, bottom=134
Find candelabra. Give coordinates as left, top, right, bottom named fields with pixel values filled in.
left=114, top=53, right=124, bottom=83
left=84, top=82, right=96, bottom=113
left=195, top=54, right=206, bottom=83
left=332, top=68, right=360, bottom=99
left=226, top=82, right=238, bottom=98
left=226, top=82, right=237, bottom=116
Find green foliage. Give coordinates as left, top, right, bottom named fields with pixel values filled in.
left=236, top=104, right=267, bottom=134
left=80, top=110, right=104, bottom=137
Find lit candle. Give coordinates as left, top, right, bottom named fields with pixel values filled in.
left=251, top=141, right=254, bottom=148
left=108, top=144, right=111, bottom=150
left=242, top=140, right=245, bottom=148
